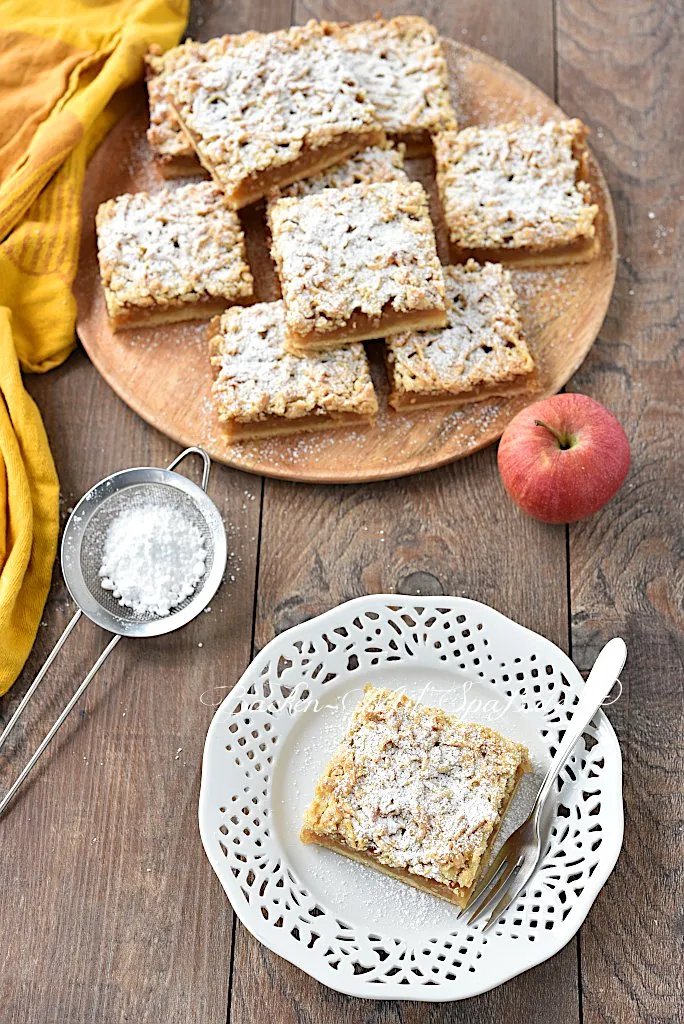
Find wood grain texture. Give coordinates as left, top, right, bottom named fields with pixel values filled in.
left=231, top=466, right=580, bottom=1023
left=556, top=2, right=684, bottom=1022
left=295, top=0, right=556, bottom=96
left=0, top=2, right=679, bottom=1022
left=227, top=2, right=581, bottom=1020
left=74, top=43, right=616, bottom=483
left=0, top=351, right=262, bottom=1024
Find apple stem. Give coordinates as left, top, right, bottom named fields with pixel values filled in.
left=534, top=418, right=572, bottom=450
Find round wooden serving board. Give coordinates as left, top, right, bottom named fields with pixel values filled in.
left=75, top=39, right=617, bottom=484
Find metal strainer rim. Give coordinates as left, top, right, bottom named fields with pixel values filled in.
left=60, top=465, right=227, bottom=638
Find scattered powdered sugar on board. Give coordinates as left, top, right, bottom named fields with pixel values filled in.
left=99, top=504, right=207, bottom=616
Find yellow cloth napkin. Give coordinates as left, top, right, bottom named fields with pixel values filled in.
left=0, top=0, right=188, bottom=694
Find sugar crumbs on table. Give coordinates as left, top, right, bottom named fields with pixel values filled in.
left=99, top=503, right=207, bottom=617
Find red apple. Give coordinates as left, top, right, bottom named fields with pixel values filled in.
left=497, top=393, right=630, bottom=524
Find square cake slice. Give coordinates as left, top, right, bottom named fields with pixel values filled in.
left=145, top=37, right=233, bottom=177
left=434, top=119, right=600, bottom=266
left=209, top=301, right=378, bottom=440
left=301, top=686, right=530, bottom=908
left=164, top=22, right=385, bottom=210
left=268, top=180, right=447, bottom=352
left=386, top=261, right=537, bottom=410
left=268, top=142, right=407, bottom=206
left=327, top=16, right=457, bottom=154
left=96, top=182, right=254, bottom=330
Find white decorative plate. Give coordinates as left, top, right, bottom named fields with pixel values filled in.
left=199, top=596, right=623, bottom=1000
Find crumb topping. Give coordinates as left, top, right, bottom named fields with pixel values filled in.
left=327, top=16, right=457, bottom=138
left=164, top=22, right=381, bottom=196
left=435, top=119, right=599, bottom=250
left=269, top=143, right=407, bottom=203
left=210, top=300, right=378, bottom=422
left=387, top=261, right=535, bottom=396
left=268, top=180, right=446, bottom=337
left=145, top=39, right=229, bottom=160
left=95, top=182, right=253, bottom=315
left=303, top=687, right=529, bottom=889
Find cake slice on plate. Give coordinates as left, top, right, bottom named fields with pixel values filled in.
left=326, top=16, right=458, bottom=155
left=163, top=22, right=384, bottom=209
left=302, top=686, right=530, bottom=908
left=268, top=180, right=447, bottom=352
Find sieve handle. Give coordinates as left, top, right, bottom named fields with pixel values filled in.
left=166, top=447, right=211, bottom=492
left=0, top=610, right=83, bottom=754
left=0, top=633, right=121, bottom=819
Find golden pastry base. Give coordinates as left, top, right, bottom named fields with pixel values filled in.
left=110, top=295, right=253, bottom=332
left=388, top=372, right=540, bottom=411
left=222, top=410, right=375, bottom=441
left=284, top=306, right=449, bottom=354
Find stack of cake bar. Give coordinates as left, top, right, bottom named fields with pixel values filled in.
left=95, top=17, right=600, bottom=441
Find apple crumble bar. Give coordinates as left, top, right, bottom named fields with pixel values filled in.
left=145, top=38, right=231, bottom=177
left=325, top=16, right=457, bottom=154
left=434, top=119, right=599, bottom=266
left=301, top=686, right=530, bottom=908
left=268, top=180, right=447, bottom=352
left=386, top=261, right=537, bottom=410
left=96, top=182, right=253, bottom=330
left=163, top=22, right=385, bottom=209
left=209, top=301, right=378, bottom=440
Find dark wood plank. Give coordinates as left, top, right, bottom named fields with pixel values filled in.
left=187, top=0, right=293, bottom=38
left=229, top=3, right=579, bottom=1021
left=0, top=354, right=261, bottom=1024
left=294, top=0, right=554, bottom=95
left=0, top=2, right=293, bottom=1020
left=556, top=2, right=684, bottom=1022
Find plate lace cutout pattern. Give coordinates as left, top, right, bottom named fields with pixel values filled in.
left=202, top=597, right=621, bottom=997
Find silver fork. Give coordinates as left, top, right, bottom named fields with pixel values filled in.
left=464, top=636, right=626, bottom=930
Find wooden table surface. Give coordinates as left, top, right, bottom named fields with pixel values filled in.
left=1, top=1, right=681, bottom=1022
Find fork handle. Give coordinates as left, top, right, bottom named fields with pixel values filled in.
left=533, top=637, right=627, bottom=819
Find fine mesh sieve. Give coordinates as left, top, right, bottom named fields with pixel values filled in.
left=0, top=448, right=227, bottom=818
left=76, top=482, right=215, bottom=625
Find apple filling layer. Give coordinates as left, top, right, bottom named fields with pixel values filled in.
left=448, top=233, right=601, bottom=269
left=110, top=296, right=250, bottom=331
left=285, top=305, right=448, bottom=355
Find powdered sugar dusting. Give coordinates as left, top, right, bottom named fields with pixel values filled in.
left=303, top=687, right=528, bottom=891
left=95, top=182, right=253, bottom=317
left=99, top=504, right=207, bottom=616
left=435, top=120, right=598, bottom=250
left=386, top=261, right=534, bottom=399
